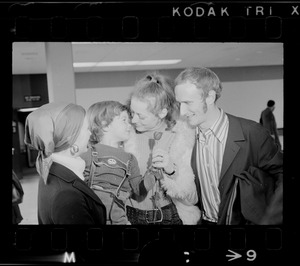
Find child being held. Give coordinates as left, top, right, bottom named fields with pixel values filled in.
left=81, top=101, right=156, bottom=225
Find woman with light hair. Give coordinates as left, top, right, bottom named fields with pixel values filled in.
left=24, top=102, right=106, bottom=224
left=124, top=72, right=201, bottom=225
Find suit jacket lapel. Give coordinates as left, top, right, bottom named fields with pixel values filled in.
left=220, top=114, right=245, bottom=180
left=190, top=117, right=243, bottom=205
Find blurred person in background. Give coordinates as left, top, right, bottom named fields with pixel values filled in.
left=260, top=100, right=282, bottom=150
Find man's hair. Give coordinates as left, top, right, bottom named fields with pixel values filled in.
left=267, top=100, right=275, bottom=107
left=175, top=67, right=223, bottom=102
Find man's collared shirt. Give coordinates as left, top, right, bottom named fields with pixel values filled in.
left=196, top=108, right=229, bottom=223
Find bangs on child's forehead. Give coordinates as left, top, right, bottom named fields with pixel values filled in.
left=111, top=102, right=127, bottom=116
left=87, top=101, right=128, bottom=125
left=100, top=101, right=127, bottom=115
left=87, top=101, right=129, bottom=144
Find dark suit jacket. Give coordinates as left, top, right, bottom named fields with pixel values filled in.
left=38, top=162, right=106, bottom=224
left=192, top=113, right=283, bottom=225
left=229, top=166, right=282, bottom=225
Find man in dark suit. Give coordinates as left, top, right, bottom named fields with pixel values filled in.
left=174, top=67, right=283, bottom=225
left=260, top=100, right=282, bottom=150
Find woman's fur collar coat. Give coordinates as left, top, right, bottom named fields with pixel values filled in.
left=124, top=119, right=201, bottom=224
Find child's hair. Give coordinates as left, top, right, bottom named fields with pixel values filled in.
left=126, top=72, right=179, bottom=129
left=87, top=101, right=129, bottom=145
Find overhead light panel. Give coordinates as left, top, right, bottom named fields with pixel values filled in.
left=138, top=59, right=181, bottom=65
left=18, top=107, right=39, bottom=112
left=73, top=62, right=97, bottom=68
left=96, top=61, right=139, bottom=67
left=73, top=59, right=181, bottom=68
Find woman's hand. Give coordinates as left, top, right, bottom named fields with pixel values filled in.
left=151, top=148, right=175, bottom=174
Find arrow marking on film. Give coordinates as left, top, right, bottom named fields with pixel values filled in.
left=226, top=249, right=242, bottom=261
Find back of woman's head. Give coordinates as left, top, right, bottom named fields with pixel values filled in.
left=25, top=102, right=85, bottom=156
left=128, top=72, right=179, bottom=127
left=87, top=101, right=129, bottom=145
left=53, top=104, right=86, bottom=152
left=24, top=102, right=86, bottom=182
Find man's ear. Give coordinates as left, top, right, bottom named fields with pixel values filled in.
left=206, top=90, right=216, bottom=105
left=158, top=108, right=168, bottom=119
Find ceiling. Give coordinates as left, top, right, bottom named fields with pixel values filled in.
left=12, top=42, right=283, bottom=75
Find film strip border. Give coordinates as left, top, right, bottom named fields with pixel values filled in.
left=1, top=2, right=300, bottom=41
left=3, top=1, right=299, bottom=265
left=3, top=226, right=290, bottom=265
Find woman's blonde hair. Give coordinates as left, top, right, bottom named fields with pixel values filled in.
left=127, top=72, right=179, bottom=129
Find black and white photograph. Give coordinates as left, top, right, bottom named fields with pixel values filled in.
left=12, top=42, right=283, bottom=226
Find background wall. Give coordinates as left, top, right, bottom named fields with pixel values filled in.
left=218, top=79, right=283, bottom=128
left=75, top=65, right=283, bottom=128
left=12, top=64, right=284, bottom=178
